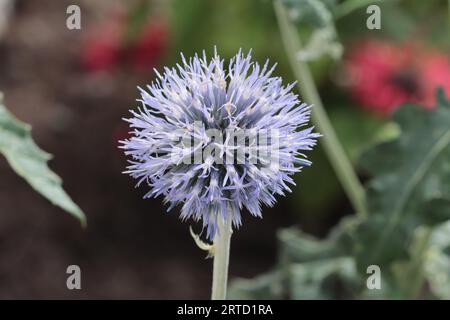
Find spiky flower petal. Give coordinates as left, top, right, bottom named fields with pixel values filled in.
left=121, top=49, right=319, bottom=239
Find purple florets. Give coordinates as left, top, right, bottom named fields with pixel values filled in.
left=121, top=49, right=319, bottom=239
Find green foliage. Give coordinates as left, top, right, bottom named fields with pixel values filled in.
left=355, top=89, right=450, bottom=270
left=423, top=221, right=450, bottom=298
left=230, top=221, right=363, bottom=299
left=228, top=271, right=284, bottom=299
left=229, top=90, right=450, bottom=299
left=168, top=0, right=449, bottom=299
left=283, top=0, right=337, bottom=28
left=0, top=94, right=86, bottom=224
left=290, top=106, right=395, bottom=228
left=330, top=106, right=395, bottom=162
left=282, top=0, right=342, bottom=61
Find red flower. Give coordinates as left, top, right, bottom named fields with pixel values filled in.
left=419, top=52, right=450, bottom=108
left=80, top=13, right=169, bottom=73
left=344, top=40, right=450, bottom=115
left=80, top=14, right=124, bottom=72
left=124, top=19, right=170, bottom=71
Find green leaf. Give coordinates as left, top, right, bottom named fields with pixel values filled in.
left=228, top=271, right=284, bottom=300
left=282, top=0, right=341, bottom=61
left=0, top=94, right=86, bottom=224
left=355, top=89, right=450, bottom=268
left=229, top=218, right=360, bottom=299
left=289, top=257, right=360, bottom=299
left=283, top=0, right=336, bottom=28
left=279, top=228, right=342, bottom=263
left=422, top=221, right=450, bottom=299
left=296, top=26, right=342, bottom=61
left=391, top=226, right=433, bottom=298
left=280, top=220, right=362, bottom=299
left=228, top=90, right=450, bottom=299
left=329, top=106, right=392, bottom=162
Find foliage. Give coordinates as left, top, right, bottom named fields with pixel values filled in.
left=230, top=90, right=450, bottom=299
left=167, top=0, right=450, bottom=299
left=0, top=94, right=86, bottom=224
left=282, top=0, right=342, bottom=61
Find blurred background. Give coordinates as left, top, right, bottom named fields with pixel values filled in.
left=0, top=0, right=448, bottom=299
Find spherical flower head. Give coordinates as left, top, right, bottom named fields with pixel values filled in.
left=121, top=49, right=319, bottom=239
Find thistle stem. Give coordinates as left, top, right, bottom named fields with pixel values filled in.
left=274, top=0, right=367, bottom=217
left=211, top=216, right=232, bottom=300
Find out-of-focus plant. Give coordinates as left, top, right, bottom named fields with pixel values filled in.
left=343, top=40, right=450, bottom=115
left=81, top=1, right=169, bottom=72
left=283, top=0, right=342, bottom=61
left=0, top=93, right=85, bottom=224
left=230, top=0, right=450, bottom=299
left=277, top=0, right=367, bottom=217
left=231, top=89, right=450, bottom=299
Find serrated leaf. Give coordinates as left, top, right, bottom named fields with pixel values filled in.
left=229, top=217, right=360, bottom=300
left=355, top=89, right=450, bottom=268
left=0, top=94, right=86, bottom=224
left=278, top=228, right=341, bottom=262
left=228, top=271, right=284, bottom=300
left=423, top=221, right=450, bottom=299
left=289, top=257, right=360, bottom=299
left=280, top=219, right=362, bottom=299
left=391, top=226, right=432, bottom=298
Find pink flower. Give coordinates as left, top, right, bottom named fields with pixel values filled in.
left=80, top=12, right=168, bottom=73
left=419, top=52, right=450, bottom=108
left=124, top=19, right=170, bottom=71
left=80, top=14, right=123, bottom=72
left=344, top=40, right=450, bottom=115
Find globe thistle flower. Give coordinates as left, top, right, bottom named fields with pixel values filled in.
left=121, top=49, right=319, bottom=239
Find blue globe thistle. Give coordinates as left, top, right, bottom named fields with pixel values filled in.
left=121, top=49, right=319, bottom=239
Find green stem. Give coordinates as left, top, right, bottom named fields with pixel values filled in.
left=274, top=0, right=367, bottom=218
left=211, top=216, right=232, bottom=300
